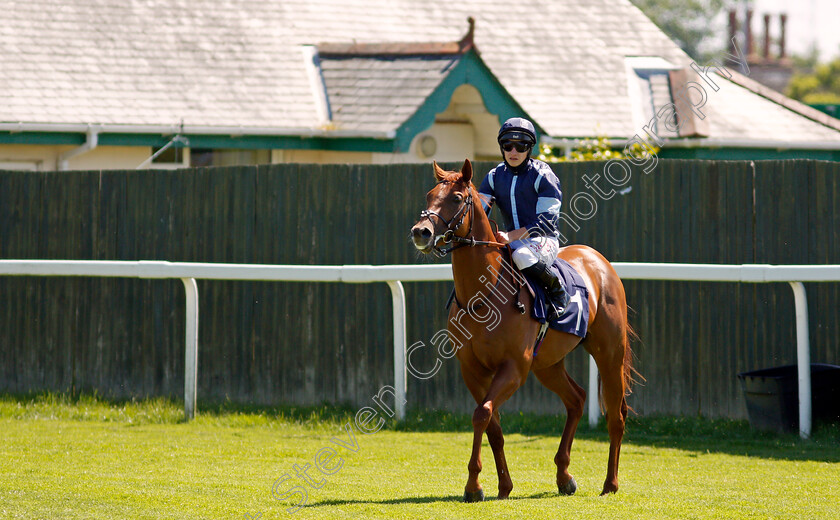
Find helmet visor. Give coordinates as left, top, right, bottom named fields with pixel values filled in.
left=498, top=130, right=535, bottom=145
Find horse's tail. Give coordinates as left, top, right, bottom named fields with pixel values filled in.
left=618, top=308, right=644, bottom=416
left=598, top=306, right=644, bottom=415
left=623, top=316, right=644, bottom=394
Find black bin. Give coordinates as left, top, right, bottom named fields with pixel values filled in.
left=737, top=363, right=840, bottom=433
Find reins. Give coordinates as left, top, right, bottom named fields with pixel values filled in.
left=424, top=178, right=529, bottom=321
left=419, top=181, right=506, bottom=258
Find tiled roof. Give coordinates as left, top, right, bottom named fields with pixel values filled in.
left=316, top=36, right=477, bottom=135
left=706, top=73, right=840, bottom=141
left=1, top=0, right=838, bottom=144
left=320, top=53, right=462, bottom=134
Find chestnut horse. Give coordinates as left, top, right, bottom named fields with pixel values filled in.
left=410, top=159, right=637, bottom=501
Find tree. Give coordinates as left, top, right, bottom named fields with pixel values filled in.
left=630, top=0, right=727, bottom=61
left=786, top=55, right=840, bottom=104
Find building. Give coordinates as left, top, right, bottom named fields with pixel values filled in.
left=2, top=0, right=840, bottom=171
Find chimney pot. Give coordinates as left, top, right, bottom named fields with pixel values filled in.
left=746, top=9, right=754, bottom=56
left=780, top=13, right=787, bottom=58
left=763, top=14, right=771, bottom=60
left=728, top=10, right=739, bottom=50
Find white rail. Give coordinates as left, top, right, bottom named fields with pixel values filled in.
left=1, top=260, right=839, bottom=438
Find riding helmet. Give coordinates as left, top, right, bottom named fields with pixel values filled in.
left=497, top=117, right=537, bottom=146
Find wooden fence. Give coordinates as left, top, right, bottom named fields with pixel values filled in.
left=0, top=159, right=838, bottom=419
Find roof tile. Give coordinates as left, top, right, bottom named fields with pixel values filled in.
left=0, top=0, right=836, bottom=143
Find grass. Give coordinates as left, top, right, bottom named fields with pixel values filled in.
left=1, top=393, right=838, bottom=519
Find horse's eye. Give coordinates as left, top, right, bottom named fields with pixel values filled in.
left=453, top=194, right=463, bottom=203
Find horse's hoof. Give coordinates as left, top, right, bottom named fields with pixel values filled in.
left=558, top=476, right=577, bottom=496
left=464, top=489, right=485, bottom=502
left=600, top=482, right=618, bottom=496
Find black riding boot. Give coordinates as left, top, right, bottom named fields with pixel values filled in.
left=521, top=260, right=570, bottom=318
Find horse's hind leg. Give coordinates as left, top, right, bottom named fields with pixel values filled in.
left=533, top=359, right=586, bottom=495
left=589, top=338, right=628, bottom=495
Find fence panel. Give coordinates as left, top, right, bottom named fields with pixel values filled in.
left=0, top=159, right=838, bottom=418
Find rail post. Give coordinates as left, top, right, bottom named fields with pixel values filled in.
left=789, top=282, right=811, bottom=439
left=182, top=277, right=199, bottom=421
left=386, top=280, right=407, bottom=420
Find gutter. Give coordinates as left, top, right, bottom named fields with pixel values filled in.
left=660, top=137, right=840, bottom=151
left=57, top=127, right=99, bottom=171
left=542, top=136, right=840, bottom=153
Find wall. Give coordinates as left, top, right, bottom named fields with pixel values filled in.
left=0, top=144, right=152, bottom=171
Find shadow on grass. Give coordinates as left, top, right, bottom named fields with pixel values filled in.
left=0, top=391, right=358, bottom=426
left=304, top=494, right=462, bottom=508
left=2, top=392, right=837, bottom=462
left=304, top=490, right=563, bottom=508
left=397, top=408, right=840, bottom=463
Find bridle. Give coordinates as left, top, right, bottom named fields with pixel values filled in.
left=419, top=181, right=505, bottom=257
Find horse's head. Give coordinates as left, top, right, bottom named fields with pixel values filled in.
left=410, top=159, right=475, bottom=255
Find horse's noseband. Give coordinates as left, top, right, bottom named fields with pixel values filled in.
left=419, top=191, right=473, bottom=257
left=419, top=181, right=504, bottom=257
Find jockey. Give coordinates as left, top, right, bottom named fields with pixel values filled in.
left=478, top=117, right=570, bottom=316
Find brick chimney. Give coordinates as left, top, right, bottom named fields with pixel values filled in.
left=727, top=10, right=793, bottom=93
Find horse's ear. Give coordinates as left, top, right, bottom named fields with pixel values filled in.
left=433, top=161, right=447, bottom=182
left=461, top=159, right=473, bottom=183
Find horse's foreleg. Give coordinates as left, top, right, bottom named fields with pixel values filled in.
left=464, top=360, right=524, bottom=502
left=533, top=359, right=586, bottom=495
left=485, top=411, right=513, bottom=499
left=464, top=405, right=488, bottom=502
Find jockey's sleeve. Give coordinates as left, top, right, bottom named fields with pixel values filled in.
left=477, top=170, right=495, bottom=212
left=534, top=163, right=563, bottom=231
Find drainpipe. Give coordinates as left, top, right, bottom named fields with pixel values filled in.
left=58, top=127, right=99, bottom=171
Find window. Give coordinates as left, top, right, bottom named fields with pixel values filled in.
left=190, top=149, right=270, bottom=167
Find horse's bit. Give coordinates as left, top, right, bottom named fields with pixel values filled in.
left=419, top=181, right=502, bottom=257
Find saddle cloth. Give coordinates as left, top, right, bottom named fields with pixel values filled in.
left=522, top=258, right=590, bottom=339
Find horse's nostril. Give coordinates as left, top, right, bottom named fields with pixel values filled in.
left=411, top=226, right=432, bottom=239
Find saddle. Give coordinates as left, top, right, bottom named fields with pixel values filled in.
left=521, top=258, right=590, bottom=339
left=445, top=248, right=590, bottom=353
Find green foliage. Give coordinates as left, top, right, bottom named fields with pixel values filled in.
left=630, top=0, right=727, bottom=61
left=786, top=55, right=840, bottom=104
left=537, top=136, right=659, bottom=163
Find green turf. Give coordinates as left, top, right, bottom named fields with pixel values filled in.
left=1, top=393, right=838, bottom=519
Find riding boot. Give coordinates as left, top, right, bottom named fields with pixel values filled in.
left=521, top=260, right=570, bottom=318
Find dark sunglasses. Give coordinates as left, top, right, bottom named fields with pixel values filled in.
left=502, top=141, right=531, bottom=153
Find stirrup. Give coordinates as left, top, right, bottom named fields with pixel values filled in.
left=548, top=301, right=566, bottom=319
left=547, top=287, right=569, bottom=318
